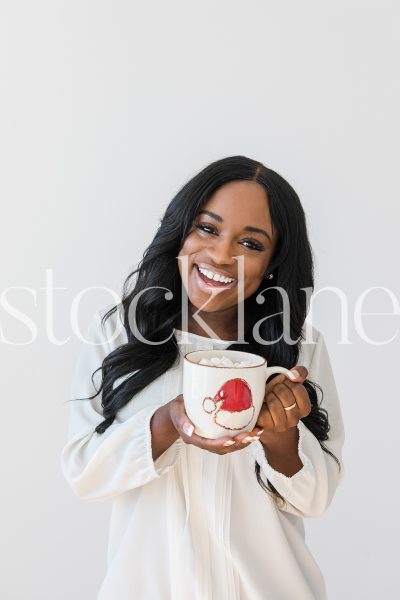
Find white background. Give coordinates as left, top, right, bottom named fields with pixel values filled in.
left=1, top=1, right=399, bottom=598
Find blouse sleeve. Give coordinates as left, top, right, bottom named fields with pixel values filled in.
left=60, top=310, right=183, bottom=502
left=250, top=329, right=345, bottom=518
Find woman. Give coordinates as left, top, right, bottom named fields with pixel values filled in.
left=61, top=155, right=345, bottom=600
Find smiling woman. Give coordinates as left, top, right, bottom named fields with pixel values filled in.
left=61, top=155, right=345, bottom=600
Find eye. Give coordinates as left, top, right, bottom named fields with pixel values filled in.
left=195, top=223, right=216, bottom=235
left=194, top=223, right=265, bottom=252
left=241, top=240, right=264, bottom=252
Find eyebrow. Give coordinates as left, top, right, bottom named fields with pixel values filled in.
left=197, top=210, right=273, bottom=243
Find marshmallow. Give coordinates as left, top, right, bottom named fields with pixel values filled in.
left=198, top=355, right=254, bottom=368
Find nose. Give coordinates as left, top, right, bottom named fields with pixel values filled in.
left=206, top=236, right=238, bottom=267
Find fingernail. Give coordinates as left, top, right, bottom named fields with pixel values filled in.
left=289, top=369, right=300, bottom=379
left=256, top=429, right=264, bottom=436
left=183, top=423, right=194, bottom=437
left=223, top=440, right=235, bottom=447
left=242, top=436, right=256, bottom=443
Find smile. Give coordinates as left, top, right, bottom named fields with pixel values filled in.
left=194, top=264, right=238, bottom=290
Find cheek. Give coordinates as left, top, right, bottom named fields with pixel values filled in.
left=177, top=236, right=200, bottom=274
left=178, top=234, right=202, bottom=258
left=241, top=262, right=267, bottom=293
left=243, top=259, right=266, bottom=281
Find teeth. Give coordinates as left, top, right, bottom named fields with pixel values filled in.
left=198, top=266, right=235, bottom=284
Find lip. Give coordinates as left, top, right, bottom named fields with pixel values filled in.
left=195, top=263, right=237, bottom=282
left=193, top=264, right=238, bottom=292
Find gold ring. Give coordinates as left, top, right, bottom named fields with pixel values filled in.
left=284, top=402, right=297, bottom=411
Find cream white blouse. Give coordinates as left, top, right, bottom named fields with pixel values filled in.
left=61, top=306, right=345, bottom=600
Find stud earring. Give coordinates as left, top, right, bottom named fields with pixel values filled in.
left=264, top=272, right=274, bottom=280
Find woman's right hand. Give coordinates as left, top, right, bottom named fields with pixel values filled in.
left=168, top=394, right=264, bottom=455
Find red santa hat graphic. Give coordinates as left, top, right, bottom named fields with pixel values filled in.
left=202, top=378, right=255, bottom=430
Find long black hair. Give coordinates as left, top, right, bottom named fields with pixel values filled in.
left=75, top=155, right=340, bottom=508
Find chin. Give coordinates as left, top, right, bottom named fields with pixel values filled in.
left=188, top=286, right=223, bottom=306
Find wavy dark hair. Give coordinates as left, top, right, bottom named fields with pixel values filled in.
left=76, top=155, right=340, bottom=508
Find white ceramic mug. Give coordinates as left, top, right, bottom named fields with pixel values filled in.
left=183, top=349, right=294, bottom=439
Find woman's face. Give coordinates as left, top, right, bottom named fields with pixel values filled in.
left=177, top=180, right=278, bottom=314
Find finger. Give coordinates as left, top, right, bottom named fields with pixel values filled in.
left=265, top=365, right=308, bottom=394
left=173, top=408, right=241, bottom=450
left=269, top=381, right=300, bottom=427
left=234, top=426, right=265, bottom=445
left=175, top=413, right=242, bottom=451
left=254, top=404, right=270, bottom=432
left=273, top=379, right=311, bottom=419
left=170, top=396, right=196, bottom=438
left=265, top=372, right=287, bottom=395
left=287, top=365, right=308, bottom=381
left=170, top=398, right=230, bottom=448
left=186, top=431, right=246, bottom=453
left=285, top=382, right=312, bottom=418
left=272, top=392, right=301, bottom=430
left=255, top=404, right=275, bottom=434
left=172, top=398, right=262, bottom=453
left=266, top=390, right=291, bottom=431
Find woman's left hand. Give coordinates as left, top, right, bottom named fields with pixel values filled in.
left=234, top=366, right=312, bottom=445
